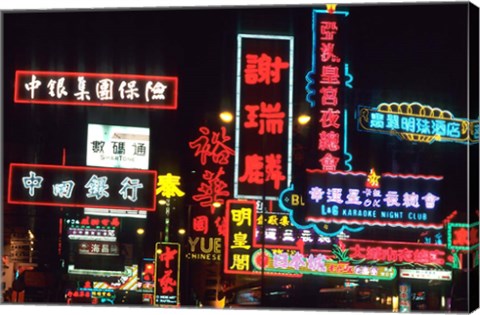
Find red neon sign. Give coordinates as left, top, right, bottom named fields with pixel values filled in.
left=14, top=70, right=178, bottom=110
left=342, top=239, right=446, bottom=266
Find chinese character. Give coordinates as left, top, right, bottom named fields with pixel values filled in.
left=239, top=154, right=264, bottom=184
left=244, top=53, right=289, bottom=85
left=326, top=188, right=343, bottom=204
left=431, top=120, right=447, bottom=136
left=145, top=81, right=167, bottom=102
left=231, top=232, right=251, bottom=249
left=370, top=112, right=385, bottom=129
left=265, top=153, right=286, bottom=190
left=289, top=252, right=306, bottom=270
left=401, top=117, right=416, bottom=133
left=119, top=177, right=143, bottom=202
left=319, top=153, right=339, bottom=171
left=320, top=21, right=338, bottom=41
left=156, top=173, right=185, bottom=198
left=319, top=108, right=341, bottom=128
left=383, top=191, right=401, bottom=207
left=319, top=65, right=340, bottom=85
left=319, top=86, right=338, bottom=106
left=47, top=77, right=68, bottom=98
left=320, top=42, right=340, bottom=63
left=421, top=193, right=440, bottom=209
left=22, top=171, right=44, bottom=197
left=96, top=79, right=114, bottom=100
left=230, top=254, right=250, bottom=271
left=214, top=216, right=226, bottom=236
left=386, top=114, right=400, bottom=130
left=265, top=227, right=277, bottom=241
left=282, top=229, right=295, bottom=242
left=192, top=167, right=229, bottom=212
left=273, top=252, right=289, bottom=269
left=300, top=230, right=314, bottom=243
left=446, top=122, right=461, bottom=138
left=318, top=131, right=340, bottom=151
left=402, top=192, right=420, bottom=208
left=345, top=189, right=362, bottom=205
left=52, top=180, right=75, bottom=199
left=74, top=76, right=91, bottom=101
left=309, top=186, right=325, bottom=202
left=25, top=75, right=42, bottom=99
left=307, top=254, right=327, bottom=272
left=244, top=102, right=285, bottom=135
left=160, top=246, right=178, bottom=268
left=112, top=141, right=126, bottom=155
left=133, top=143, right=147, bottom=156
left=193, top=216, right=209, bottom=235
left=416, top=118, right=430, bottom=135
left=91, top=141, right=105, bottom=153
left=231, top=207, right=252, bottom=227
left=159, top=270, right=177, bottom=294
left=84, top=174, right=110, bottom=200
left=189, top=126, right=235, bottom=166
left=118, top=80, right=140, bottom=100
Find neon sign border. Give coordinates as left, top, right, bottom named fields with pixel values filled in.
left=7, top=163, right=158, bottom=211
left=14, top=70, right=179, bottom=110
left=233, top=33, right=294, bottom=201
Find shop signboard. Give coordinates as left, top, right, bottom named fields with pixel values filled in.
left=8, top=163, right=157, bottom=211
left=399, top=283, right=411, bottom=312
left=154, top=242, right=180, bottom=306
left=234, top=34, right=293, bottom=201
left=399, top=269, right=452, bottom=281
left=15, top=70, right=178, bottom=110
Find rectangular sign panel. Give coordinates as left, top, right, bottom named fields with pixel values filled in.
left=154, top=242, right=180, bottom=306
left=15, top=70, right=178, bottom=110
left=399, top=269, right=452, bottom=281
left=8, top=163, right=157, bottom=210
left=234, top=34, right=293, bottom=201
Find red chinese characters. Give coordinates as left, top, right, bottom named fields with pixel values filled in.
left=244, top=53, right=289, bottom=85
left=317, top=19, right=343, bottom=171
left=155, top=243, right=180, bottom=306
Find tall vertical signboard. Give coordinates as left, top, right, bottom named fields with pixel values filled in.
left=234, top=34, right=294, bottom=201
left=154, top=242, right=180, bottom=306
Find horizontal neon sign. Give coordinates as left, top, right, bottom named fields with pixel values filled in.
left=263, top=249, right=396, bottom=280
left=8, top=163, right=157, bottom=210
left=283, top=169, right=444, bottom=230
left=341, top=239, right=447, bottom=268
left=358, top=103, right=474, bottom=144
left=15, top=70, right=178, bottom=110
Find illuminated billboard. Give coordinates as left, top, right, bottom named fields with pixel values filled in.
left=154, top=242, right=180, bottom=306
left=8, top=163, right=157, bottom=210
left=234, top=34, right=293, bottom=201
left=15, top=70, right=178, bottom=110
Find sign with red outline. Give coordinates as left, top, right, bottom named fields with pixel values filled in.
left=15, top=70, right=178, bottom=110
left=154, top=242, right=180, bottom=307
left=8, top=163, right=157, bottom=210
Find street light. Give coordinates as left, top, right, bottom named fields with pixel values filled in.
left=219, top=111, right=234, bottom=123
left=136, top=228, right=145, bottom=235
left=297, top=114, right=311, bottom=125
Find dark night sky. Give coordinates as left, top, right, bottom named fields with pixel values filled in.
left=2, top=2, right=476, bottom=241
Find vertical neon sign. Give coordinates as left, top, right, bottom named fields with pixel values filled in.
left=154, top=242, right=180, bottom=307
left=306, top=8, right=350, bottom=171
left=234, top=34, right=293, bottom=201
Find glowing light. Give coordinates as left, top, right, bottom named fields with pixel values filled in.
left=178, top=228, right=186, bottom=235
left=298, top=114, right=311, bottom=125
left=158, top=199, right=167, bottom=205
left=212, top=201, right=222, bottom=208
left=366, top=168, right=381, bottom=188
left=137, top=228, right=145, bottom=235
left=219, top=111, right=234, bottom=123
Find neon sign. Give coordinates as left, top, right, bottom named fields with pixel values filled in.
left=447, top=222, right=479, bottom=251
left=279, top=169, right=444, bottom=231
left=340, top=239, right=447, bottom=268
left=358, top=102, right=474, bottom=144
left=154, top=242, right=180, bottom=306
left=78, top=241, right=119, bottom=256
left=8, top=163, right=157, bottom=211
left=234, top=34, right=293, bottom=201
left=256, top=248, right=396, bottom=280
left=93, top=265, right=139, bottom=291
left=305, top=8, right=351, bottom=171
left=224, top=200, right=302, bottom=277
left=15, top=70, right=178, bottom=110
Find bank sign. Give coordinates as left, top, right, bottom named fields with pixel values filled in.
left=280, top=168, right=444, bottom=231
